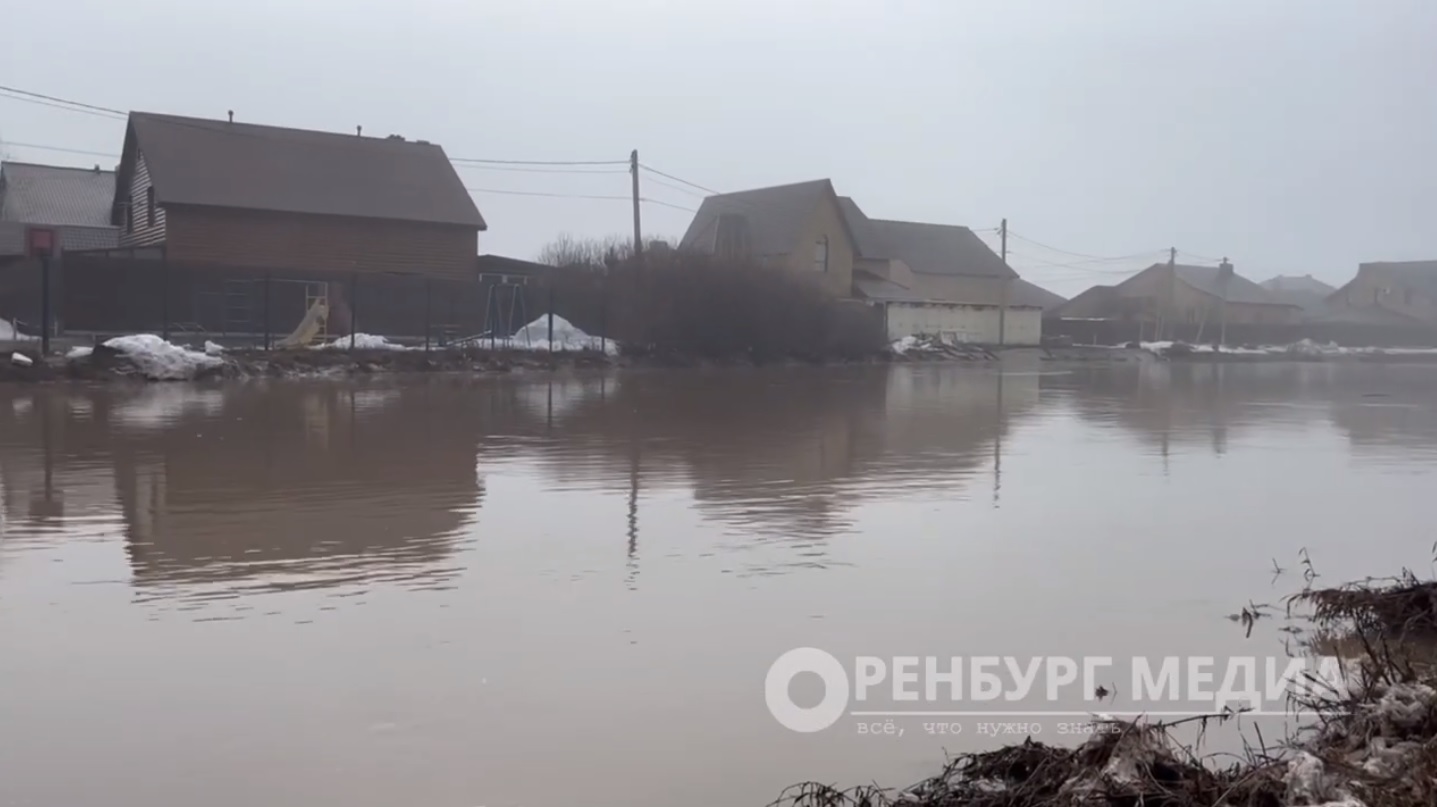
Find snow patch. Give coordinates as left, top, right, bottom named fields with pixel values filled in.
left=10, top=352, right=32, bottom=367
left=0, top=318, right=35, bottom=341
left=890, top=335, right=919, bottom=355
left=504, top=315, right=615, bottom=355
left=67, top=346, right=94, bottom=359
left=203, top=341, right=226, bottom=356
left=102, top=334, right=224, bottom=381
left=312, top=333, right=410, bottom=351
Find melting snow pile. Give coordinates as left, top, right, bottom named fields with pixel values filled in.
left=312, top=333, right=410, bottom=351
left=100, top=334, right=225, bottom=381
left=504, top=315, right=615, bottom=355
left=1132, top=338, right=1437, bottom=358
left=10, top=352, right=33, bottom=367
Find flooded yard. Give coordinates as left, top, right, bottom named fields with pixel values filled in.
left=2, top=359, right=1436, bottom=807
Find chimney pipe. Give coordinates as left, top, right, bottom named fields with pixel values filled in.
left=227, top=110, right=234, bottom=123
left=357, top=125, right=363, bottom=136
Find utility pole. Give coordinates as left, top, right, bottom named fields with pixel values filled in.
left=1218, top=257, right=1232, bottom=348
left=1164, top=246, right=1176, bottom=341
left=997, top=218, right=1009, bottom=347
left=630, top=149, right=643, bottom=260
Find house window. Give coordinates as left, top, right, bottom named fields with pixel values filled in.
left=125, top=204, right=134, bottom=233
left=146, top=186, right=156, bottom=227
left=814, top=236, right=829, bottom=272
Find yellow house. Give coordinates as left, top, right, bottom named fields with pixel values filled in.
left=679, top=179, right=1056, bottom=345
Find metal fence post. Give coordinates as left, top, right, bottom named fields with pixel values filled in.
left=350, top=272, right=358, bottom=351
left=424, top=278, right=432, bottom=352
left=263, top=271, right=273, bottom=351
left=39, top=255, right=51, bottom=356
left=161, top=257, right=171, bottom=342
left=547, top=285, right=556, bottom=353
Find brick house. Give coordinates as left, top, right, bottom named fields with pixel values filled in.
left=110, top=112, right=486, bottom=280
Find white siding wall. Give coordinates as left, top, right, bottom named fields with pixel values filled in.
left=885, top=303, right=1042, bottom=346
left=118, top=151, right=166, bottom=248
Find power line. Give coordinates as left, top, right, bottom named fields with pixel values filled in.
left=644, top=175, right=708, bottom=198
left=0, top=90, right=126, bottom=121
left=641, top=197, right=697, bottom=213
left=0, top=141, right=119, bottom=158
left=638, top=164, right=720, bottom=195
left=465, top=186, right=631, bottom=201
left=454, top=162, right=628, bottom=175
left=1007, top=231, right=1161, bottom=262
left=0, top=84, right=126, bottom=117
left=452, top=156, right=627, bottom=167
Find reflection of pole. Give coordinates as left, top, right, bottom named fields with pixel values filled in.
left=992, top=370, right=1004, bottom=508
left=626, top=430, right=640, bottom=588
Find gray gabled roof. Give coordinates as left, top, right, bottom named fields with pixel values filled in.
left=1010, top=278, right=1066, bottom=310
left=680, top=179, right=838, bottom=256
left=0, top=161, right=116, bottom=227
left=865, top=219, right=1016, bottom=279
left=118, top=112, right=486, bottom=228
left=838, top=196, right=1015, bottom=279
left=1171, top=263, right=1283, bottom=305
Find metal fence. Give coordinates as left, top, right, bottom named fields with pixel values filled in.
left=0, top=253, right=614, bottom=352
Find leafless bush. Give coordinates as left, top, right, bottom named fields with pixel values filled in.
left=537, top=233, right=677, bottom=270
left=552, top=249, right=885, bottom=361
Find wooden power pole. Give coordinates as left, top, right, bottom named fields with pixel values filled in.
left=998, top=218, right=1009, bottom=347
left=630, top=149, right=643, bottom=259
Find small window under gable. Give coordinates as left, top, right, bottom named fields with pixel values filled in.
left=146, top=186, right=156, bottom=226
left=814, top=235, right=829, bottom=272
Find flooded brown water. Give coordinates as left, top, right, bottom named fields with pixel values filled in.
left=2, top=358, right=1436, bottom=806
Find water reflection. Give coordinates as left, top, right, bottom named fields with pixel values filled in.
left=4, top=362, right=1437, bottom=807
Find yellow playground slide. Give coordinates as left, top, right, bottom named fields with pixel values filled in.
left=275, top=298, right=329, bottom=348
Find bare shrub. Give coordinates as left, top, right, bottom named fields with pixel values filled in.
left=547, top=248, right=885, bottom=361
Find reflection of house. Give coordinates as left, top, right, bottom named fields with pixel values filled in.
left=679, top=179, right=1056, bottom=344
left=1321, top=261, right=1437, bottom=328
left=0, top=161, right=120, bottom=256
left=96, top=386, right=485, bottom=588
left=1053, top=262, right=1301, bottom=338
left=1260, top=275, right=1336, bottom=315
left=111, top=112, right=486, bottom=278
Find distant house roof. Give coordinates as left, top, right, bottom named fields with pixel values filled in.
left=116, top=112, right=486, bottom=228
left=1358, top=260, right=1437, bottom=301
left=0, top=161, right=120, bottom=255
left=1051, top=285, right=1122, bottom=319
left=1261, top=274, right=1336, bottom=296
left=680, top=179, right=846, bottom=257
left=1260, top=275, right=1337, bottom=313
left=1170, top=263, right=1283, bottom=305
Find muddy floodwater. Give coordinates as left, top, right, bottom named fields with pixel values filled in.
left=2, top=359, right=1436, bottom=806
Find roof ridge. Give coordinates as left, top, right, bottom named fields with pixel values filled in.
left=130, top=111, right=445, bottom=150
left=869, top=217, right=977, bottom=231
left=703, top=178, right=833, bottom=198
left=1, top=160, right=114, bottom=173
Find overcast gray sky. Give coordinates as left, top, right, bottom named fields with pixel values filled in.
left=3, top=0, right=1433, bottom=296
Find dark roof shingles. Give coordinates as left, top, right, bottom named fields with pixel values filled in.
left=128, top=113, right=485, bottom=228
left=0, top=162, right=116, bottom=227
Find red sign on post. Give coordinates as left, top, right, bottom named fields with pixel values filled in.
left=25, top=226, right=57, bottom=258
